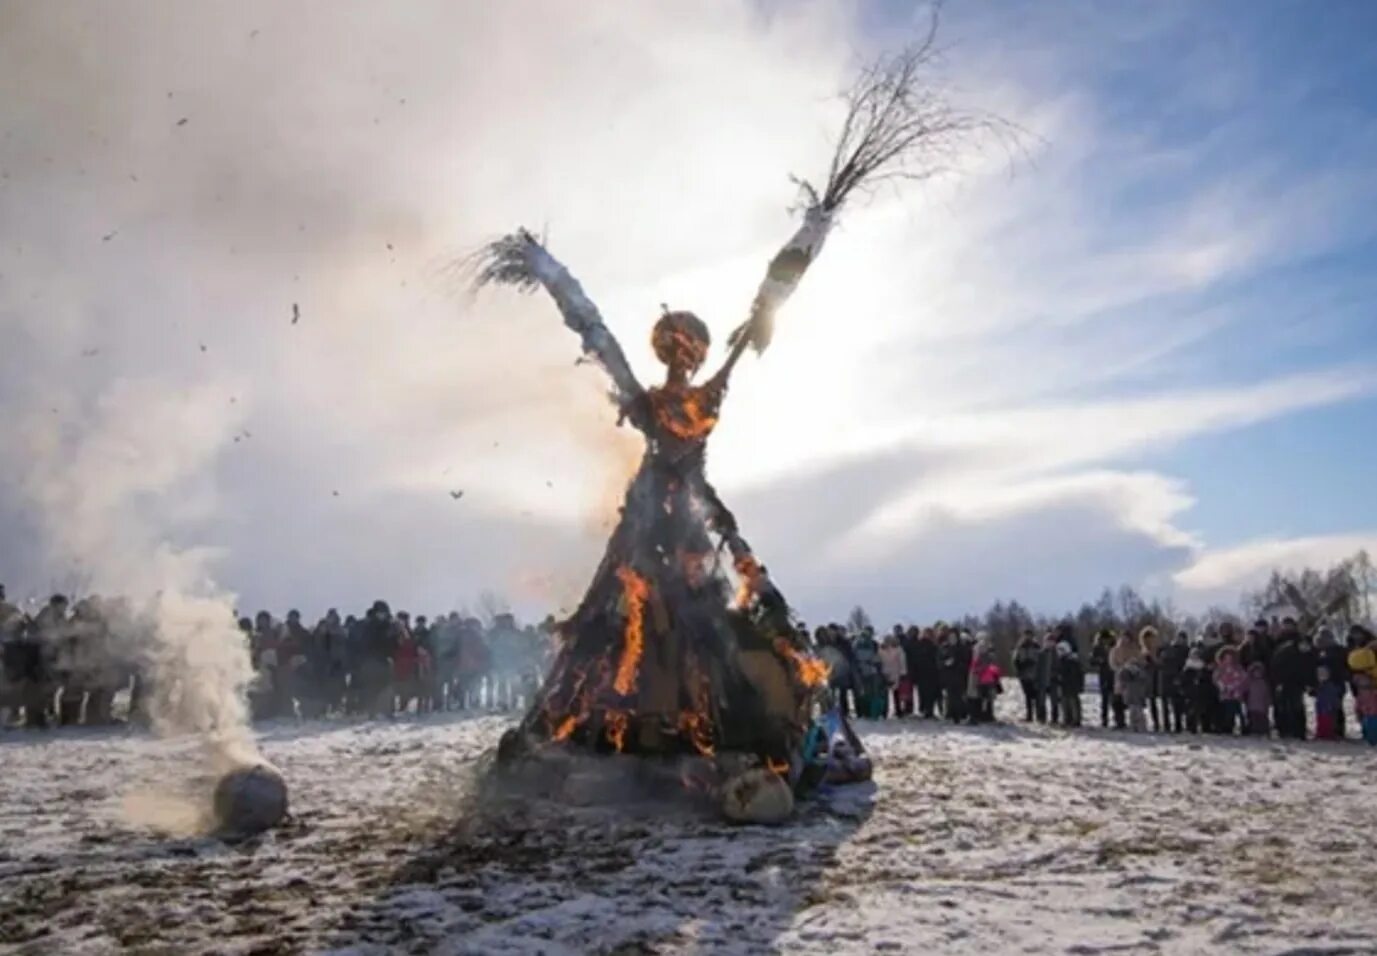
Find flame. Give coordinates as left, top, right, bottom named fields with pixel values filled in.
left=766, top=757, right=790, bottom=776
left=652, top=386, right=717, bottom=441
left=605, top=710, right=629, bottom=752
left=773, top=637, right=830, bottom=688
left=613, top=566, right=648, bottom=696
left=679, top=654, right=716, bottom=756
left=734, top=554, right=762, bottom=608
left=552, top=715, right=578, bottom=742
left=680, top=711, right=715, bottom=757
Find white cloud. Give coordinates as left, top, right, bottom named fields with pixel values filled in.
left=0, top=2, right=1373, bottom=622
left=1175, top=533, right=1377, bottom=598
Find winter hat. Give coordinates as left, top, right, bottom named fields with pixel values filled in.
left=1057, top=641, right=1074, bottom=658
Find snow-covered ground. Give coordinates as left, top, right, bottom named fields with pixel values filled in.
left=3, top=692, right=1376, bottom=955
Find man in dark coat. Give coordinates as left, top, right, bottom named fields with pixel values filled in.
left=1088, top=630, right=1118, bottom=728
left=1270, top=618, right=1312, bottom=740
left=3, top=618, right=50, bottom=728
left=1035, top=632, right=1061, bottom=725
left=1056, top=640, right=1085, bottom=727
left=1157, top=630, right=1189, bottom=733
left=360, top=600, right=397, bottom=717
left=937, top=628, right=969, bottom=724
left=909, top=628, right=942, bottom=718
left=1013, top=632, right=1042, bottom=722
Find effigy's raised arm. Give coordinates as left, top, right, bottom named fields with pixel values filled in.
left=714, top=12, right=1007, bottom=387
left=471, top=228, right=646, bottom=417
left=712, top=198, right=833, bottom=387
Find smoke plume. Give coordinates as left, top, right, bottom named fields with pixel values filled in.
left=2, top=378, right=263, bottom=831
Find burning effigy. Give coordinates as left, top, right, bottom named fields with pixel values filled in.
left=473, top=24, right=993, bottom=821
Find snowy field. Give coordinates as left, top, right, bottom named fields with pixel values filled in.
left=3, top=691, right=1376, bottom=955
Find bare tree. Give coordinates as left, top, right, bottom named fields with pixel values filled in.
left=1244, top=552, right=1370, bottom=630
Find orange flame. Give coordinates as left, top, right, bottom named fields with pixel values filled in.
left=773, top=637, right=830, bottom=688
left=734, top=554, right=762, bottom=608
left=552, top=715, right=578, bottom=742
left=766, top=757, right=790, bottom=776
left=679, top=654, right=716, bottom=756
left=653, top=386, right=717, bottom=442
left=613, top=566, right=648, bottom=696
left=605, top=710, right=629, bottom=752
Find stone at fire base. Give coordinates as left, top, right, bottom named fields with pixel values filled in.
left=720, top=767, right=794, bottom=824
left=213, top=764, right=289, bottom=834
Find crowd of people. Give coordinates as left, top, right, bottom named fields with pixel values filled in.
left=5, top=580, right=1377, bottom=746
left=0, top=585, right=550, bottom=728
left=236, top=601, right=550, bottom=720
left=815, top=617, right=1377, bottom=744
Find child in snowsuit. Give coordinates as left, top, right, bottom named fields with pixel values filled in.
left=1179, top=649, right=1210, bottom=734
left=1212, top=647, right=1247, bottom=735
left=967, top=638, right=1001, bottom=724
left=1244, top=661, right=1271, bottom=736
left=1314, top=665, right=1343, bottom=740
left=1355, top=673, right=1377, bottom=745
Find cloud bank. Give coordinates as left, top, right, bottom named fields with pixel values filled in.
left=1, top=0, right=1373, bottom=625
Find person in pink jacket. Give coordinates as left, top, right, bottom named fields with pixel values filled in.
left=1213, top=646, right=1247, bottom=735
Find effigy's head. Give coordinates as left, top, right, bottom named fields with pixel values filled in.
left=652, top=310, right=710, bottom=375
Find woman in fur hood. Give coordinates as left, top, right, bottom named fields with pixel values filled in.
left=1137, top=626, right=1163, bottom=732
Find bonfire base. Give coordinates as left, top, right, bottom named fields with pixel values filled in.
left=494, top=729, right=797, bottom=824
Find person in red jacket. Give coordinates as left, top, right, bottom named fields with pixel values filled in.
left=393, top=615, right=421, bottom=715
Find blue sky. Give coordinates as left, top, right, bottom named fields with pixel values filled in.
left=0, top=0, right=1373, bottom=622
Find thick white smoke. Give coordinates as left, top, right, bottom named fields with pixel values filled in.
left=3, top=378, right=263, bottom=831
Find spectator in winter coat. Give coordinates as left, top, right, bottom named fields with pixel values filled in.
left=0, top=583, right=20, bottom=637
left=1212, top=647, right=1247, bottom=735
left=1313, top=665, right=1343, bottom=740
left=852, top=628, right=884, bottom=719
left=1013, top=632, right=1041, bottom=722
left=1314, top=628, right=1349, bottom=738
left=1180, top=649, right=1211, bottom=734
left=1109, top=631, right=1146, bottom=729
left=1138, top=626, right=1163, bottom=732
left=895, top=627, right=920, bottom=717
left=4, top=618, right=50, bottom=728
left=967, top=635, right=1001, bottom=724
left=1089, top=630, right=1119, bottom=729
left=1354, top=672, right=1377, bottom=745
left=910, top=628, right=942, bottom=719
left=1157, top=631, right=1189, bottom=734
left=1239, top=628, right=1267, bottom=672
left=1271, top=624, right=1311, bottom=740
left=938, top=629, right=971, bottom=724
left=1057, top=641, right=1084, bottom=727
left=1036, top=633, right=1061, bottom=724
left=820, top=630, right=856, bottom=718
left=1117, top=655, right=1150, bottom=732
left=359, top=600, right=397, bottom=717
left=1245, top=661, right=1271, bottom=736
left=392, top=622, right=422, bottom=714
left=878, top=634, right=908, bottom=718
